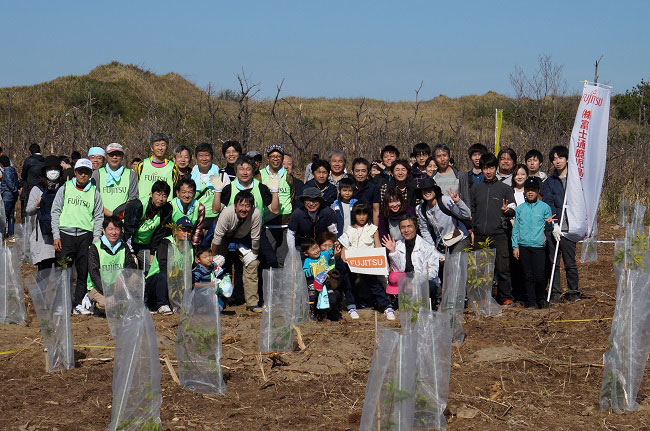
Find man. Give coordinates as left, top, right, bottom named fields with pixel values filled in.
left=350, top=157, right=381, bottom=226
left=541, top=145, right=579, bottom=302
left=259, top=144, right=301, bottom=268
left=303, top=153, right=320, bottom=183
left=374, top=145, right=400, bottom=185
left=328, top=150, right=348, bottom=187
left=431, top=143, right=471, bottom=208
left=525, top=149, right=547, bottom=181
left=221, top=140, right=242, bottom=182
left=170, top=178, right=205, bottom=246
left=411, top=142, right=431, bottom=181
left=246, top=150, right=263, bottom=176
left=20, top=144, right=44, bottom=221
left=172, top=145, right=193, bottom=184
left=211, top=191, right=262, bottom=312
left=470, top=153, right=516, bottom=305
left=287, top=187, right=338, bottom=249
left=212, top=155, right=279, bottom=219
left=466, top=143, right=488, bottom=189
left=282, top=153, right=296, bottom=176
left=496, top=147, right=517, bottom=186
left=190, top=142, right=230, bottom=245
left=304, top=159, right=338, bottom=207
left=122, top=180, right=173, bottom=270
left=86, top=215, right=138, bottom=314
left=136, top=133, right=177, bottom=199
left=91, top=143, right=138, bottom=216
left=88, top=147, right=106, bottom=171
left=51, top=158, right=104, bottom=314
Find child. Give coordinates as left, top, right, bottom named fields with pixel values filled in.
left=525, top=149, right=547, bottom=181
left=331, top=177, right=357, bottom=235
left=512, top=177, right=555, bottom=308
left=192, top=245, right=230, bottom=313
left=302, top=238, right=341, bottom=321
left=410, top=142, right=431, bottom=181
left=338, top=203, right=395, bottom=320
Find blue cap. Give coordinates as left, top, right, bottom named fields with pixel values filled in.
left=88, top=146, right=106, bottom=157
left=176, top=216, right=193, bottom=228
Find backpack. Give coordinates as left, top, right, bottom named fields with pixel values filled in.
left=36, top=184, right=59, bottom=237
left=418, top=196, right=461, bottom=251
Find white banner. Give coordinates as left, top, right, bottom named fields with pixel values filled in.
left=565, top=83, right=611, bottom=242
left=344, top=247, right=389, bottom=276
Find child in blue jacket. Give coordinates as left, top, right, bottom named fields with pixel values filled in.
left=512, top=177, right=555, bottom=309
left=331, top=177, right=357, bottom=237
left=192, top=245, right=232, bottom=312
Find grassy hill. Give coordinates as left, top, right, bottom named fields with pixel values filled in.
left=0, top=62, right=647, bottom=216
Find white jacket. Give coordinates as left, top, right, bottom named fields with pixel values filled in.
left=388, top=235, right=442, bottom=281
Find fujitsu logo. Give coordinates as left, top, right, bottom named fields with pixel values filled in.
left=583, top=90, right=603, bottom=106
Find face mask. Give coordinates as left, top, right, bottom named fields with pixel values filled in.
left=46, top=170, right=60, bottom=181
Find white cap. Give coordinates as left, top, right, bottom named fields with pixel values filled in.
left=106, top=142, right=124, bottom=154
left=74, top=158, right=93, bottom=171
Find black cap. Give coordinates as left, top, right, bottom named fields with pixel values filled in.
left=40, top=155, right=63, bottom=176
left=524, top=176, right=542, bottom=190
left=299, top=187, right=325, bottom=202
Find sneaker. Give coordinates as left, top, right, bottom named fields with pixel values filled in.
left=502, top=300, right=514, bottom=306
left=246, top=306, right=263, bottom=313
left=5, top=236, right=15, bottom=244
left=384, top=308, right=396, bottom=321
left=348, top=309, right=360, bottom=320
left=73, top=304, right=92, bottom=315
left=157, top=305, right=173, bottom=315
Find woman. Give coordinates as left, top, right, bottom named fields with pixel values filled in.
left=415, top=177, right=471, bottom=254
left=424, top=156, right=436, bottom=178
left=25, top=156, right=64, bottom=270
left=512, top=164, right=529, bottom=207
left=377, top=188, right=415, bottom=242
left=379, top=159, right=415, bottom=206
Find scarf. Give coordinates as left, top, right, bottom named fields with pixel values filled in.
left=234, top=178, right=254, bottom=191
left=101, top=235, right=122, bottom=254
left=191, top=164, right=221, bottom=191
left=72, top=178, right=92, bottom=192
left=104, top=165, right=124, bottom=187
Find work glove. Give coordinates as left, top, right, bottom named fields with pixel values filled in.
left=267, top=176, right=280, bottom=193
left=552, top=222, right=561, bottom=243
left=210, top=174, right=225, bottom=193
left=213, top=254, right=226, bottom=268
left=241, top=250, right=257, bottom=267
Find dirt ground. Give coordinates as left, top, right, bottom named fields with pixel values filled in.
left=1, top=223, right=649, bottom=431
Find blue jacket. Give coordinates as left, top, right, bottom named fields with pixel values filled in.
left=540, top=172, right=565, bottom=220
left=512, top=199, right=553, bottom=249
left=304, top=179, right=338, bottom=207
left=0, top=166, right=19, bottom=201
left=331, top=198, right=357, bottom=237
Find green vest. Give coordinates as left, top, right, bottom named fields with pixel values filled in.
left=259, top=168, right=292, bottom=222
left=87, top=241, right=126, bottom=291
left=59, top=180, right=96, bottom=231
left=134, top=197, right=161, bottom=246
left=195, top=172, right=221, bottom=218
left=171, top=197, right=199, bottom=224
left=227, top=179, right=265, bottom=215
left=138, top=158, right=174, bottom=200
left=98, top=167, right=131, bottom=212
left=147, top=236, right=191, bottom=279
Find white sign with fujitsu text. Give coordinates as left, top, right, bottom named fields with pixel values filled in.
left=565, top=83, right=611, bottom=242
left=344, top=247, right=389, bottom=276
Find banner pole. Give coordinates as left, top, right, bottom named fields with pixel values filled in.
left=546, top=190, right=568, bottom=303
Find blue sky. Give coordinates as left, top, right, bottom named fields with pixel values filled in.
left=1, top=1, right=647, bottom=100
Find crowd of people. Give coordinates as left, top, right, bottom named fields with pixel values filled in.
left=0, top=135, right=580, bottom=320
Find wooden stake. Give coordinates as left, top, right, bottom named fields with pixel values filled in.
left=164, top=356, right=180, bottom=385
left=256, top=354, right=268, bottom=382
left=291, top=324, right=306, bottom=351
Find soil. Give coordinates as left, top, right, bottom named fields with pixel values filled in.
left=1, top=223, right=649, bottom=431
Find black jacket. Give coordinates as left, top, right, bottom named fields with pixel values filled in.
left=20, top=154, right=45, bottom=195
left=470, top=178, right=515, bottom=236
left=88, top=240, right=138, bottom=294
left=122, top=198, right=172, bottom=251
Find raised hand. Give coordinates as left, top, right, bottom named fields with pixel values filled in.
left=381, top=235, right=396, bottom=253
left=545, top=214, right=557, bottom=224
left=210, top=174, right=225, bottom=192
left=501, top=199, right=509, bottom=213
left=448, top=189, right=460, bottom=203
left=267, top=176, right=280, bottom=193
